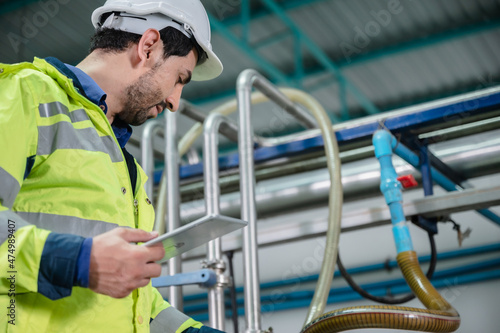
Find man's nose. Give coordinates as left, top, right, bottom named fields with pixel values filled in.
left=166, top=86, right=183, bottom=112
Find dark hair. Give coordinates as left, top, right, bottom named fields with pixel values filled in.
left=90, top=26, right=202, bottom=61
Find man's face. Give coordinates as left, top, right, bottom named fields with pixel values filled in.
left=118, top=48, right=197, bottom=126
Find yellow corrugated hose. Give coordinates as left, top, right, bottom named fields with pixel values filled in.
left=301, top=251, right=460, bottom=332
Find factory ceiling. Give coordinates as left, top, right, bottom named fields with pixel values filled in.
left=1, top=0, right=499, bottom=153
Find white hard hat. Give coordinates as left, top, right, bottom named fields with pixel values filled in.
left=91, top=0, right=223, bottom=81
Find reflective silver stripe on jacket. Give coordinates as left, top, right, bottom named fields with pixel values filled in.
left=150, top=306, right=191, bottom=333
left=16, top=212, right=119, bottom=238
left=0, top=210, right=32, bottom=244
left=39, top=102, right=90, bottom=123
left=37, top=121, right=123, bottom=163
left=0, top=167, right=20, bottom=208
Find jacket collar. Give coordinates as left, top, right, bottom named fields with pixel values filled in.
left=43, top=57, right=133, bottom=148
left=44, top=57, right=89, bottom=100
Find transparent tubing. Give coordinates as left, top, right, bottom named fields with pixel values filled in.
left=300, top=130, right=460, bottom=333
left=284, top=92, right=342, bottom=327
left=159, top=72, right=342, bottom=328
left=154, top=85, right=482, bottom=331
left=235, top=69, right=342, bottom=331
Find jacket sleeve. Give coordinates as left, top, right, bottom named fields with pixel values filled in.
left=0, top=66, right=86, bottom=300
left=149, top=287, right=203, bottom=333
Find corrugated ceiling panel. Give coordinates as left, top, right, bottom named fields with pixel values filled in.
left=1, top=0, right=499, bottom=137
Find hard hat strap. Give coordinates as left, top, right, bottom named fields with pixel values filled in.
left=99, top=12, right=192, bottom=39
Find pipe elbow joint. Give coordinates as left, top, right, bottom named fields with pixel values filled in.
left=373, top=130, right=397, bottom=158
left=237, top=69, right=260, bottom=92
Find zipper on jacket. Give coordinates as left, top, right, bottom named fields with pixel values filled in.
left=134, top=199, right=139, bottom=216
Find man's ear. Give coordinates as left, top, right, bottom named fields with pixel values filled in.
left=136, top=28, right=163, bottom=66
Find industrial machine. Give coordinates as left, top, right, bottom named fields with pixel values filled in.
left=143, top=70, right=500, bottom=332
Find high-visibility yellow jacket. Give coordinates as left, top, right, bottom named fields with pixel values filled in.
left=0, top=58, right=202, bottom=333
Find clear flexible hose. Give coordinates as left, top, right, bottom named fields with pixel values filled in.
left=157, top=88, right=343, bottom=326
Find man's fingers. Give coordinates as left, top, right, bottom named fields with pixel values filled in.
left=144, top=242, right=165, bottom=262
left=118, top=228, right=159, bottom=243
left=143, top=262, right=162, bottom=278
left=89, top=228, right=165, bottom=298
left=130, top=240, right=164, bottom=262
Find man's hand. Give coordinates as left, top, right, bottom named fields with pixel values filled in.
left=88, top=228, right=165, bottom=298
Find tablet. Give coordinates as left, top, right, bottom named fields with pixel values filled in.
left=142, top=214, right=248, bottom=263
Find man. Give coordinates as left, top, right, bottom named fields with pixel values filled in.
left=0, top=0, right=225, bottom=332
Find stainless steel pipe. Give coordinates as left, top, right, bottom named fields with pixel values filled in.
left=252, top=78, right=317, bottom=129
left=249, top=85, right=500, bottom=148
left=237, top=69, right=264, bottom=333
left=203, top=113, right=230, bottom=330
left=180, top=99, right=240, bottom=143
left=235, top=69, right=326, bottom=333
left=180, top=133, right=500, bottom=223
left=141, top=87, right=500, bottom=193
left=141, top=119, right=163, bottom=199
left=165, top=111, right=183, bottom=310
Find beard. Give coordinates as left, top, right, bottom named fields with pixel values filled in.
left=119, top=63, right=166, bottom=126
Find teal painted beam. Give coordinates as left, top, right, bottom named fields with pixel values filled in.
left=208, top=13, right=294, bottom=86
left=242, top=20, right=500, bottom=104
left=218, top=0, right=331, bottom=27
left=338, top=21, right=500, bottom=68
left=259, top=0, right=380, bottom=115
left=339, top=78, right=349, bottom=120
left=241, top=0, right=251, bottom=43
left=304, top=21, right=500, bottom=89
left=293, top=32, right=304, bottom=84
left=208, top=1, right=499, bottom=115
left=193, top=6, right=500, bottom=111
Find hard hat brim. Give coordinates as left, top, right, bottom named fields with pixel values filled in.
left=192, top=39, right=223, bottom=81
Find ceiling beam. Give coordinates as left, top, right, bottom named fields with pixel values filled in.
left=208, top=12, right=295, bottom=87
left=304, top=21, right=500, bottom=91
left=259, top=0, right=381, bottom=116
left=218, top=0, right=331, bottom=27
left=241, top=0, right=251, bottom=43
left=341, top=21, right=500, bottom=68
left=193, top=20, right=500, bottom=107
